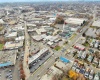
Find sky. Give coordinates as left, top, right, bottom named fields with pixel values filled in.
left=0, top=0, right=100, bottom=3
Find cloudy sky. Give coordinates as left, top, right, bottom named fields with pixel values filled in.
left=0, top=0, right=99, bottom=3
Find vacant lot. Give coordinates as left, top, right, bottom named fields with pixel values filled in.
left=54, top=46, right=61, bottom=51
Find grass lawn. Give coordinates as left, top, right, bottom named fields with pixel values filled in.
left=0, top=44, right=4, bottom=50
left=90, top=26, right=96, bottom=28
left=62, top=76, right=69, bottom=80
left=0, top=26, right=3, bottom=31
left=82, top=42, right=89, bottom=47
left=54, top=46, right=61, bottom=51
left=63, top=41, right=68, bottom=45
left=69, top=33, right=77, bottom=41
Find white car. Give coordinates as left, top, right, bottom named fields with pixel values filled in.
left=72, top=66, right=76, bottom=71
left=94, top=73, right=100, bottom=80
left=89, top=74, right=94, bottom=80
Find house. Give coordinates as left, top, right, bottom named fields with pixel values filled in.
left=0, top=19, right=5, bottom=24
left=74, top=44, right=85, bottom=51
left=93, top=57, right=99, bottom=65
left=87, top=55, right=93, bottom=62
left=81, top=51, right=87, bottom=59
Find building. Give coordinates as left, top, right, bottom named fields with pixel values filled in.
left=92, top=20, right=100, bottom=28
left=65, top=18, right=87, bottom=25
left=32, top=35, right=43, bottom=42
left=87, top=55, right=93, bottom=62
left=40, top=66, right=63, bottom=80
left=0, top=50, right=17, bottom=68
left=15, top=36, right=24, bottom=41
left=4, top=41, right=23, bottom=50
left=74, top=43, right=85, bottom=51
left=0, top=19, right=5, bottom=24
left=85, top=28, right=98, bottom=38
left=36, top=28, right=47, bottom=35
left=12, top=26, right=24, bottom=31
left=28, top=48, right=49, bottom=65
left=5, top=32, right=17, bottom=38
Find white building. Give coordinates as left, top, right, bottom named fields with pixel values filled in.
left=5, top=32, right=17, bottom=38
left=15, top=36, right=24, bottom=41
left=92, top=20, right=100, bottom=27
left=4, top=41, right=23, bottom=49
left=65, top=18, right=87, bottom=25
left=28, top=48, right=49, bottom=65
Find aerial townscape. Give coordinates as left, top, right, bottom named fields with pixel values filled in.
left=0, top=0, right=100, bottom=80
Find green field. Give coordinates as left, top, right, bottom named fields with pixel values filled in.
left=54, top=46, right=61, bottom=51
left=0, top=44, right=4, bottom=50
left=69, top=33, right=77, bottom=40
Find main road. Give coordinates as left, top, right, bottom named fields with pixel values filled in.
left=28, top=19, right=94, bottom=80
left=28, top=7, right=97, bottom=80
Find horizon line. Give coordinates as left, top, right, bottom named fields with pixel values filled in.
left=0, top=1, right=100, bottom=3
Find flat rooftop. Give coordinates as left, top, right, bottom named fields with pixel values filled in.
left=0, top=50, right=17, bottom=66
left=92, top=20, right=100, bottom=27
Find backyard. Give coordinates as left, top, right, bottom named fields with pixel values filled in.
left=0, top=43, right=4, bottom=50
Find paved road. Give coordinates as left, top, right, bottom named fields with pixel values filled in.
left=23, top=21, right=30, bottom=80
left=28, top=20, right=94, bottom=80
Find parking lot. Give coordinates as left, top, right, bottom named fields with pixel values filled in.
left=0, top=66, right=14, bottom=80
left=29, top=52, right=52, bottom=73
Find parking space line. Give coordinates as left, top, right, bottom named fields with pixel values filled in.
left=31, top=56, right=52, bottom=76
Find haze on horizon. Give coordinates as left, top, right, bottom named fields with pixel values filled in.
left=0, top=0, right=100, bottom=3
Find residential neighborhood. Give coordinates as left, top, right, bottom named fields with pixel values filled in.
left=0, top=0, right=100, bottom=80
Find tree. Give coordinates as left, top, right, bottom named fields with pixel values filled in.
left=82, top=33, right=86, bottom=37
left=55, top=16, right=64, bottom=24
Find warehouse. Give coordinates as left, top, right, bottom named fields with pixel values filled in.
left=65, top=18, right=87, bottom=25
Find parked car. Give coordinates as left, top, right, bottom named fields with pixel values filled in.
left=94, top=73, right=100, bottom=80
left=75, top=67, right=80, bottom=73
left=84, top=71, right=90, bottom=78
left=84, top=68, right=90, bottom=78
left=89, top=73, right=94, bottom=80
left=80, top=68, right=85, bottom=74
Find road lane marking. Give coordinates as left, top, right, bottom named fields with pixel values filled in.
left=31, top=56, right=52, bottom=76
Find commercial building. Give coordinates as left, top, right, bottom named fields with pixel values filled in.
left=4, top=41, right=23, bottom=50
left=92, top=20, right=100, bottom=27
left=85, top=28, right=100, bottom=38
left=28, top=48, right=49, bottom=65
left=65, top=18, right=87, bottom=25
left=15, top=36, right=24, bottom=41
left=0, top=50, right=18, bottom=68
left=36, top=28, right=47, bottom=35
left=32, top=35, right=43, bottom=42
left=5, top=32, right=17, bottom=38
